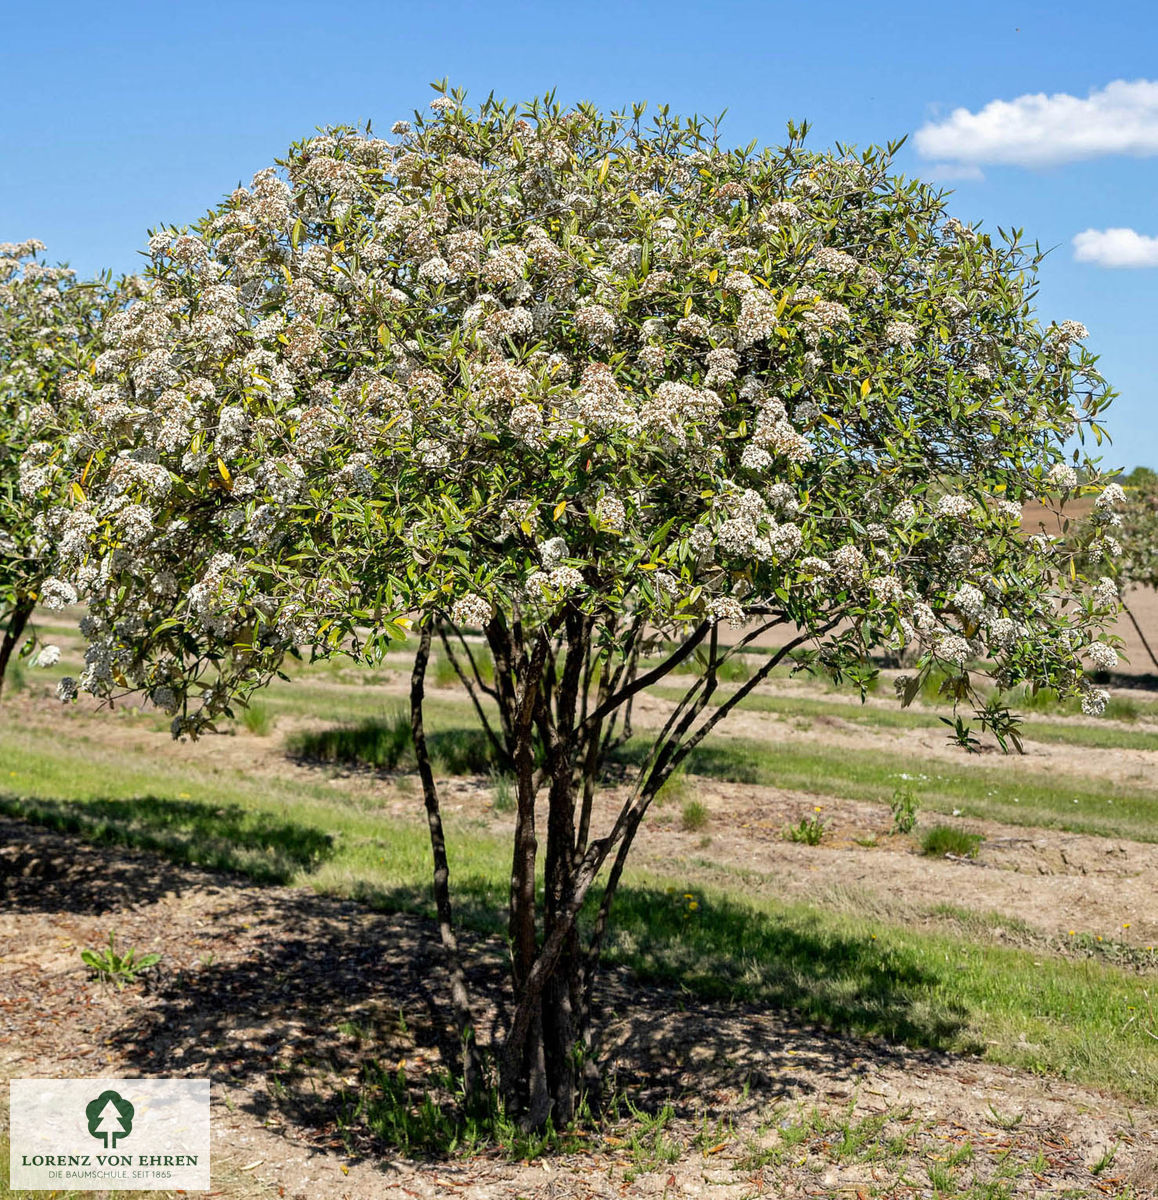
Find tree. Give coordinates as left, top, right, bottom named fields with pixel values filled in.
left=0, top=242, right=130, bottom=698
left=26, top=87, right=1121, bottom=1127
left=1083, top=472, right=1158, bottom=670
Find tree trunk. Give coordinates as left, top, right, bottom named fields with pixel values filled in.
left=0, top=599, right=34, bottom=703
left=410, top=624, right=482, bottom=1101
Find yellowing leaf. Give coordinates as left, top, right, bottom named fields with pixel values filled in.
left=217, top=458, right=232, bottom=486
left=860, top=378, right=872, bottom=399
left=708, top=268, right=719, bottom=284
left=394, top=617, right=413, bottom=629
left=70, top=481, right=85, bottom=503
left=597, top=156, right=610, bottom=185
left=639, top=562, right=659, bottom=571
left=377, top=323, right=390, bottom=348
left=683, top=295, right=693, bottom=317
left=553, top=500, right=567, bottom=519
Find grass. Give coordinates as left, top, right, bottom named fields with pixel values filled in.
left=922, top=825, right=984, bottom=858
left=680, top=798, right=709, bottom=832
left=611, top=733, right=1158, bottom=843
left=239, top=699, right=274, bottom=736
left=490, top=772, right=515, bottom=813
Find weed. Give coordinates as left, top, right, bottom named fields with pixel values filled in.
left=680, top=799, right=709, bottom=832
left=80, top=932, right=161, bottom=989
left=890, top=786, right=920, bottom=834
left=922, top=825, right=983, bottom=858
left=655, top=765, right=694, bottom=808
left=785, top=808, right=826, bottom=845
left=1090, top=1143, right=1118, bottom=1175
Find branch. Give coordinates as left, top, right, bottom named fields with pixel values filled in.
left=581, top=619, right=710, bottom=735
left=435, top=617, right=509, bottom=768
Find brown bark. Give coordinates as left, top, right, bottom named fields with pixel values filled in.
left=410, top=623, right=482, bottom=1100
left=0, top=599, right=34, bottom=703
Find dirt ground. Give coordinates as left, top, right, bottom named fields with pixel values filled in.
left=2, top=819, right=1156, bottom=1198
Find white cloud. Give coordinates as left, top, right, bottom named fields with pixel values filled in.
left=922, top=162, right=986, bottom=182
left=1073, top=227, right=1158, bottom=268
left=915, top=79, right=1158, bottom=167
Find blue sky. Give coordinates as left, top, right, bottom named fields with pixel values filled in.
left=3, top=0, right=1156, bottom=467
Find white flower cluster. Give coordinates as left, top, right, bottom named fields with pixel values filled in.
left=451, top=592, right=491, bottom=629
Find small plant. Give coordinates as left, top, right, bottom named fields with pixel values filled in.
left=491, top=772, right=515, bottom=813
left=680, top=799, right=709, bottom=832
left=786, top=807, right=826, bottom=845
left=921, top=825, right=983, bottom=858
left=81, top=932, right=161, bottom=989
left=889, top=786, right=920, bottom=834
left=241, top=700, right=274, bottom=736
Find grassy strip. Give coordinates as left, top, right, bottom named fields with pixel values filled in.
left=612, top=733, right=1158, bottom=844
left=649, top=685, right=1158, bottom=751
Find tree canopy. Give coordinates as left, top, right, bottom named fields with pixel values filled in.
left=1, top=241, right=131, bottom=694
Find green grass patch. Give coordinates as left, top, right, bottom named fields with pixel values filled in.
left=922, top=825, right=984, bottom=858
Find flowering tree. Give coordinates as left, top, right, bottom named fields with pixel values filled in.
left=27, top=87, right=1121, bottom=1126
left=1081, top=472, right=1158, bottom=669
left=0, top=242, right=129, bottom=697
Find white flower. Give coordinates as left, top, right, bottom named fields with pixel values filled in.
left=831, top=545, right=865, bottom=582
left=884, top=319, right=918, bottom=348
left=935, top=494, right=973, bottom=520
left=1095, top=483, right=1127, bottom=510
left=1093, top=577, right=1118, bottom=607
left=538, top=537, right=569, bottom=569
left=56, top=676, right=78, bottom=702
left=952, top=583, right=985, bottom=619
left=451, top=593, right=492, bottom=629
left=595, top=494, right=626, bottom=530
left=708, top=596, right=745, bottom=628
left=1081, top=688, right=1109, bottom=716
left=868, top=576, right=904, bottom=605
left=935, top=634, right=972, bottom=669
left=1085, top=642, right=1118, bottom=671
left=40, top=577, right=78, bottom=610
left=1047, top=463, right=1079, bottom=491
left=35, top=645, right=61, bottom=668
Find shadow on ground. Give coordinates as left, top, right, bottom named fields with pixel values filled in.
left=0, top=792, right=333, bottom=901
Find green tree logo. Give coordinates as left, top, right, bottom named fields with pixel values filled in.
left=85, top=1090, right=135, bottom=1148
